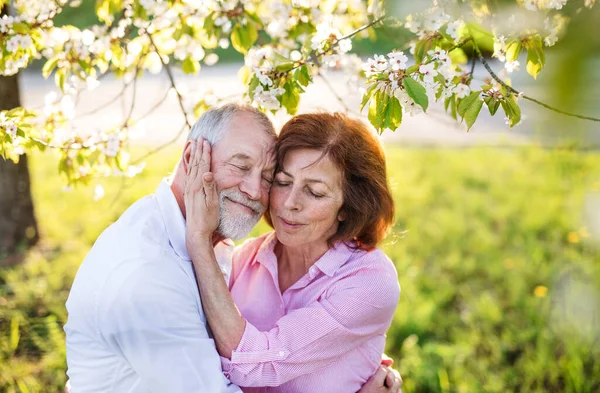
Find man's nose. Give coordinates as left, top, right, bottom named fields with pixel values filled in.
left=239, top=173, right=262, bottom=201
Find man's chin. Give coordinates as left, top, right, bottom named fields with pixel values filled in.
left=218, top=213, right=261, bottom=240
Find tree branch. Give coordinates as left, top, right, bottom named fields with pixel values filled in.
left=287, top=15, right=388, bottom=73
left=146, top=33, right=193, bottom=130
left=472, top=44, right=600, bottom=123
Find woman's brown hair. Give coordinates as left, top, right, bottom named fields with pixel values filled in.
left=264, top=113, right=395, bottom=250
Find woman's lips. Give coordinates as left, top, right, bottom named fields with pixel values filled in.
left=279, top=217, right=305, bottom=229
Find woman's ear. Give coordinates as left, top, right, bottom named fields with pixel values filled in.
left=337, top=210, right=346, bottom=222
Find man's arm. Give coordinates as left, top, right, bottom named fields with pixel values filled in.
left=97, top=260, right=240, bottom=393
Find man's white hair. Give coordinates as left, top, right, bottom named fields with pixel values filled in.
left=188, top=103, right=275, bottom=145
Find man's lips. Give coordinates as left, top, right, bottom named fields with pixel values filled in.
left=225, top=197, right=257, bottom=214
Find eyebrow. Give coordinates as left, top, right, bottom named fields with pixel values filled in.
left=279, top=170, right=332, bottom=189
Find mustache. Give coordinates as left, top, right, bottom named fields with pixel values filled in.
left=220, top=189, right=265, bottom=215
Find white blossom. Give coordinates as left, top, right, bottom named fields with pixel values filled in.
left=446, top=20, right=463, bottom=40
left=362, top=54, right=389, bottom=77
left=105, top=134, right=120, bottom=157
left=4, top=122, right=18, bottom=139
left=338, top=39, right=352, bottom=54
left=214, top=16, right=232, bottom=33
left=493, top=36, right=507, bottom=62
left=419, top=63, right=438, bottom=84
left=254, top=90, right=281, bottom=110
left=0, top=15, right=15, bottom=33
left=388, top=51, right=408, bottom=71
left=6, top=36, right=22, bottom=53
left=253, top=67, right=274, bottom=86
left=311, top=22, right=342, bottom=52
left=505, top=60, right=520, bottom=73
left=454, top=83, right=470, bottom=98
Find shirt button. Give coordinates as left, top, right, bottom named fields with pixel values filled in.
left=278, top=351, right=285, bottom=357
left=309, top=267, right=317, bottom=276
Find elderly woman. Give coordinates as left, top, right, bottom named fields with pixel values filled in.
left=185, top=113, right=400, bottom=393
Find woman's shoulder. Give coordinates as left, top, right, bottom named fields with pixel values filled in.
left=344, top=245, right=397, bottom=274
left=337, top=245, right=400, bottom=294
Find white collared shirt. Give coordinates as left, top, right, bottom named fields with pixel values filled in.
left=65, top=180, right=241, bottom=393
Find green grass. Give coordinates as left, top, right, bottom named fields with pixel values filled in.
left=1, top=145, right=600, bottom=393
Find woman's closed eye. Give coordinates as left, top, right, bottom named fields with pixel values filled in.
left=308, top=188, right=325, bottom=199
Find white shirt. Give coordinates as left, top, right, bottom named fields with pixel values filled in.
left=65, top=180, right=241, bottom=393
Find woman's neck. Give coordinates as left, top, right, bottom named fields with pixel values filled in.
left=275, top=240, right=329, bottom=284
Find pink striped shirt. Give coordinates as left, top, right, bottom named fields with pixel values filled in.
left=221, top=232, right=400, bottom=393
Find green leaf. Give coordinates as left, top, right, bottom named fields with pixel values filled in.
left=402, top=77, right=428, bottom=112
left=501, top=94, right=521, bottom=128
left=294, top=65, right=311, bottom=87
left=406, top=64, right=419, bottom=74
left=466, top=23, right=494, bottom=52
left=457, top=91, right=481, bottom=119
left=444, top=96, right=451, bottom=112
left=275, top=62, right=295, bottom=73
left=449, top=94, right=457, bottom=120
left=505, top=40, right=522, bottom=63
left=281, top=82, right=301, bottom=115
left=414, top=40, right=429, bottom=63
left=248, top=75, right=260, bottom=99
left=55, top=68, right=66, bottom=92
left=231, top=23, right=258, bottom=55
left=360, top=84, right=378, bottom=112
left=463, top=98, right=483, bottom=131
left=273, top=52, right=293, bottom=63
left=182, top=57, right=200, bottom=74
left=203, top=12, right=215, bottom=35
left=524, top=35, right=545, bottom=79
left=384, top=95, right=403, bottom=131
left=485, top=97, right=500, bottom=116
left=42, top=56, right=60, bottom=79
left=368, top=90, right=388, bottom=133
left=245, top=11, right=263, bottom=26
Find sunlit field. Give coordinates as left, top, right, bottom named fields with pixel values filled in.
left=1, top=145, right=599, bottom=393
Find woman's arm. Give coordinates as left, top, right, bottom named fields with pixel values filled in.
left=184, top=140, right=400, bottom=387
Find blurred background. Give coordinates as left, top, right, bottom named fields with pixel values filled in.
left=1, top=1, right=600, bottom=392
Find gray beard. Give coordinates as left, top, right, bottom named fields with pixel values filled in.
left=217, top=189, right=264, bottom=240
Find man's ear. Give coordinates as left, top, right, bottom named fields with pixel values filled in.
left=182, top=140, right=194, bottom=175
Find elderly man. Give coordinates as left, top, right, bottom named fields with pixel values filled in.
left=65, top=103, right=400, bottom=393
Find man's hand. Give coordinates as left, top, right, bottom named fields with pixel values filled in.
left=357, top=365, right=403, bottom=393
left=184, top=139, right=220, bottom=248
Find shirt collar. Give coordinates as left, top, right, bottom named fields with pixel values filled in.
left=155, top=179, right=234, bottom=262
left=255, top=232, right=358, bottom=278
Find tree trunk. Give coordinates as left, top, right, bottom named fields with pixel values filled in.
left=0, top=73, right=39, bottom=260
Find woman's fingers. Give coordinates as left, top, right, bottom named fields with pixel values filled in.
left=385, top=368, right=402, bottom=393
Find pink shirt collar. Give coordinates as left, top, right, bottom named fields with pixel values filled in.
left=253, top=231, right=362, bottom=279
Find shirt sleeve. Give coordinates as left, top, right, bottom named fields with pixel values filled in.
left=98, top=259, right=241, bottom=393
left=220, top=261, right=400, bottom=387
